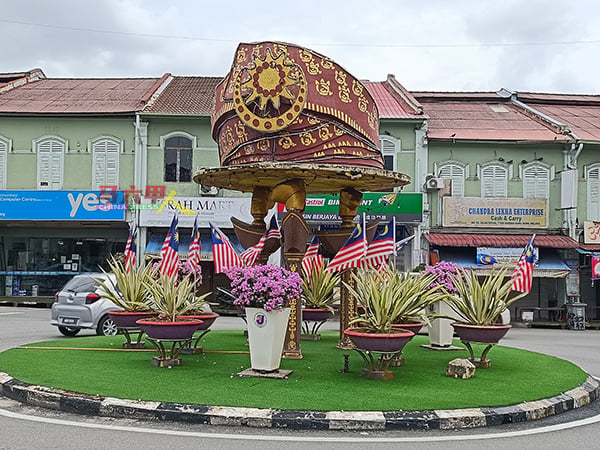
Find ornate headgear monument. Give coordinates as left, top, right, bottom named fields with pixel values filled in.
left=194, top=41, right=410, bottom=356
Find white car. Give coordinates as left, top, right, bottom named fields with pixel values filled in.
left=50, top=273, right=120, bottom=336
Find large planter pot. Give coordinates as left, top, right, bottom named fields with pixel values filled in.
left=135, top=318, right=203, bottom=340
left=428, top=300, right=456, bottom=347
left=301, top=308, right=333, bottom=322
left=178, top=312, right=219, bottom=331
left=451, top=323, right=512, bottom=344
left=246, top=307, right=291, bottom=372
left=451, top=323, right=512, bottom=369
left=392, top=321, right=424, bottom=336
left=344, top=327, right=415, bottom=353
left=108, top=311, right=158, bottom=329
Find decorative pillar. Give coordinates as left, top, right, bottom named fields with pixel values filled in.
left=282, top=251, right=304, bottom=359
left=338, top=268, right=357, bottom=349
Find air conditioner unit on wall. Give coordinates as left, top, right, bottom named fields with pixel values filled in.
left=425, top=177, right=445, bottom=190
left=199, top=184, right=218, bottom=196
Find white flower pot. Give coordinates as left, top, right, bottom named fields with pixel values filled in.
left=428, top=300, right=456, bottom=346
left=246, top=307, right=291, bottom=372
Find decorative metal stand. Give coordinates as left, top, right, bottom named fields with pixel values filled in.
left=460, top=340, right=495, bottom=369
left=146, top=337, right=192, bottom=367
left=179, top=330, right=212, bottom=355
left=301, top=318, right=330, bottom=341
left=353, top=349, right=402, bottom=380
left=119, top=328, right=147, bottom=349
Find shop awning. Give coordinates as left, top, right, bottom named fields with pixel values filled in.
left=424, top=233, right=579, bottom=249
left=577, top=243, right=600, bottom=255
left=145, top=232, right=244, bottom=261
left=446, top=256, right=571, bottom=278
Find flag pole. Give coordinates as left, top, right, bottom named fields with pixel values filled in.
left=392, top=216, right=397, bottom=269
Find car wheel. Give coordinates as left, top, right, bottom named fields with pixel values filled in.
left=58, top=326, right=81, bottom=337
left=97, top=315, right=118, bottom=336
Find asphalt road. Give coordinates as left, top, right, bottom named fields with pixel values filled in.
left=2, top=306, right=600, bottom=449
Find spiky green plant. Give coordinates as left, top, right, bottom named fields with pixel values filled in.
left=144, top=273, right=210, bottom=322
left=440, top=267, right=527, bottom=326
left=301, top=263, right=340, bottom=311
left=345, top=266, right=450, bottom=333
left=94, top=256, right=154, bottom=312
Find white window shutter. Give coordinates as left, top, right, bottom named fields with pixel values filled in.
left=0, top=141, right=6, bottom=189
left=37, top=139, right=64, bottom=190
left=439, top=164, right=465, bottom=197
left=481, top=165, right=507, bottom=197
left=92, top=139, right=120, bottom=189
left=523, top=165, right=549, bottom=199
left=589, top=167, right=600, bottom=220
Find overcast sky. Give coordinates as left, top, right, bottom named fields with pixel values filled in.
left=2, top=0, right=599, bottom=94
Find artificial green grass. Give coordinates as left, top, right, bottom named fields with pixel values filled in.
left=0, top=331, right=587, bottom=411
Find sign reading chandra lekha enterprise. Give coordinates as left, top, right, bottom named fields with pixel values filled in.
left=139, top=196, right=252, bottom=228
left=443, top=197, right=547, bottom=228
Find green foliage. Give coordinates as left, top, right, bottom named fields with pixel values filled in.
left=301, top=264, right=340, bottom=311
left=441, top=267, right=527, bottom=326
left=144, top=273, right=210, bottom=321
left=94, top=256, right=154, bottom=312
left=346, top=266, right=450, bottom=333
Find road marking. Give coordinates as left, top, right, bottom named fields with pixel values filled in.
left=2, top=406, right=600, bottom=442
left=0, top=312, right=22, bottom=316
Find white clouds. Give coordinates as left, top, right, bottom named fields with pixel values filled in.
left=2, top=0, right=599, bottom=93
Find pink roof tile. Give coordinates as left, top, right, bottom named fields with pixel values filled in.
left=0, top=77, right=164, bottom=114
left=142, top=76, right=223, bottom=115
left=363, top=75, right=425, bottom=119
left=413, top=93, right=568, bottom=141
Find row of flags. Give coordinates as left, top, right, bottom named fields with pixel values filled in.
left=124, top=214, right=534, bottom=295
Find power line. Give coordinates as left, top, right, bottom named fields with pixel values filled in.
left=2, top=18, right=600, bottom=49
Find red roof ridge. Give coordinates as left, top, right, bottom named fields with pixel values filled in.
left=384, top=74, right=424, bottom=116
left=141, top=73, right=173, bottom=110
left=0, top=68, right=46, bottom=94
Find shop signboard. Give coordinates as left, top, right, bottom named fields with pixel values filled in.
left=583, top=221, right=600, bottom=245
left=443, top=197, right=547, bottom=228
left=281, top=192, right=422, bottom=224
left=476, top=247, right=538, bottom=265
left=138, top=196, right=253, bottom=228
left=0, top=190, right=126, bottom=221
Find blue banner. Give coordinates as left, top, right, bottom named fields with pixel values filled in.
left=0, top=190, right=126, bottom=221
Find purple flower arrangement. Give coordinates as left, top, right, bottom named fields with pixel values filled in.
left=224, top=264, right=303, bottom=312
left=423, top=260, right=464, bottom=294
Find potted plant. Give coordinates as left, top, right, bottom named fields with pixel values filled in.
left=300, top=263, right=340, bottom=339
left=94, top=256, right=157, bottom=348
left=440, top=266, right=528, bottom=367
left=225, top=264, right=302, bottom=372
left=342, top=268, right=422, bottom=380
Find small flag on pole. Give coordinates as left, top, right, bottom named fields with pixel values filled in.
left=325, top=216, right=367, bottom=273
left=361, top=223, right=394, bottom=269
left=187, top=215, right=201, bottom=272
left=265, top=215, right=282, bottom=241
left=210, top=222, right=243, bottom=273
left=124, top=223, right=137, bottom=273
left=395, top=233, right=416, bottom=252
left=301, top=235, right=324, bottom=278
left=159, top=215, right=180, bottom=278
left=240, top=234, right=267, bottom=267
left=511, top=234, right=536, bottom=293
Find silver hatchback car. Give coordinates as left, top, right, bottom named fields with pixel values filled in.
left=50, top=273, right=120, bottom=336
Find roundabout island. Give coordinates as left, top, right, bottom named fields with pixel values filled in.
left=0, top=331, right=597, bottom=431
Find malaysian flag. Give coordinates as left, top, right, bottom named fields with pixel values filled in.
left=240, top=215, right=281, bottom=267
left=265, top=215, right=282, bottom=241
left=361, top=223, right=394, bottom=269
left=124, top=223, right=137, bottom=273
left=159, top=215, right=180, bottom=278
left=187, top=215, right=201, bottom=272
left=325, top=216, right=367, bottom=273
left=301, top=235, right=324, bottom=279
left=210, top=222, right=243, bottom=273
left=240, top=234, right=267, bottom=267
left=511, top=234, right=536, bottom=293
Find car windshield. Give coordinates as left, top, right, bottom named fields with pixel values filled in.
left=61, top=275, right=100, bottom=293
